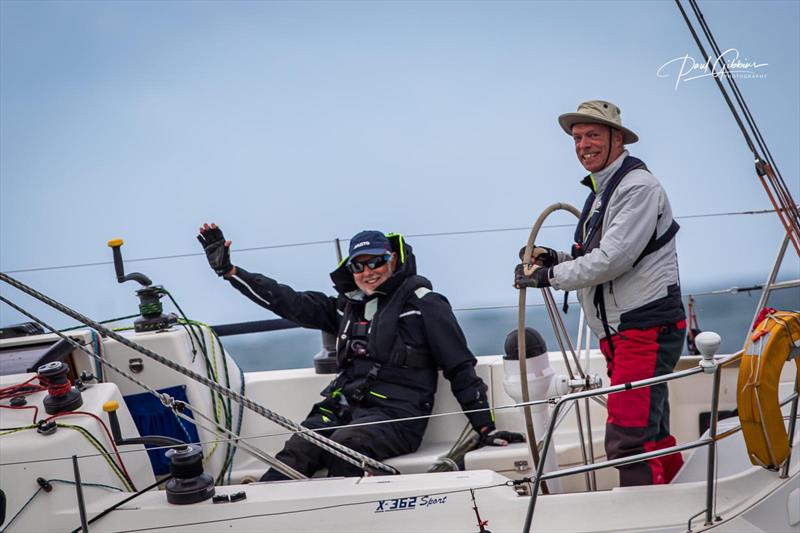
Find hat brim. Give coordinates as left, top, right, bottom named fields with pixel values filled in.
left=558, top=113, right=639, bottom=144
left=347, top=247, right=391, bottom=263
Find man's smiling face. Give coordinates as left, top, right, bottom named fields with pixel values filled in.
left=572, top=122, right=624, bottom=173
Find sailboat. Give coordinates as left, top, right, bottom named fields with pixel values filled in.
left=1, top=1, right=798, bottom=532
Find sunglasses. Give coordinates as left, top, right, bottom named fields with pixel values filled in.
left=348, top=254, right=392, bottom=274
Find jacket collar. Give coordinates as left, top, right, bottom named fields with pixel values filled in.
left=580, top=150, right=629, bottom=195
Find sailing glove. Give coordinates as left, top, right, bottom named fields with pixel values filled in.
left=198, top=226, right=233, bottom=277
left=514, top=264, right=552, bottom=289
left=518, top=245, right=559, bottom=267
left=479, top=428, right=526, bottom=447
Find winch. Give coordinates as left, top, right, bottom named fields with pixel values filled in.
left=107, top=239, right=177, bottom=332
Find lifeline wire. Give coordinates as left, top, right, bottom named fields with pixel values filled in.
left=0, top=388, right=558, bottom=468
left=1, top=207, right=782, bottom=275
left=0, top=273, right=397, bottom=475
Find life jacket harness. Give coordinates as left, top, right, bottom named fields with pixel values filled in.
left=332, top=275, right=435, bottom=403
left=572, top=156, right=680, bottom=352
left=737, top=310, right=800, bottom=470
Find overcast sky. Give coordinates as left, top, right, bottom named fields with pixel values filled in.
left=1, top=0, right=798, bottom=333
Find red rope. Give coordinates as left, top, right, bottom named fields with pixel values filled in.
left=0, top=404, right=40, bottom=424
left=0, top=375, right=46, bottom=401
left=38, top=377, right=73, bottom=397
left=45, top=411, right=134, bottom=485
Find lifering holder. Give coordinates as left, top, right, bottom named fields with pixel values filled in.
left=737, top=310, right=800, bottom=469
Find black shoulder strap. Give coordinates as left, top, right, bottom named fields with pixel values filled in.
left=632, top=220, right=680, bottom=267
left=575, top=156, right=648, bottom=250
left=367, top=275, right=432, bottom=366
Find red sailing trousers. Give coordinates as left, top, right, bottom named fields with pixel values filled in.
left=600, top=321, right=686, bottom=486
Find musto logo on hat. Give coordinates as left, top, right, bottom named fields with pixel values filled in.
left=348, top=230, right=390, bottom=262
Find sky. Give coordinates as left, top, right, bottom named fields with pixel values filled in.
left=1, top=0, right=798, bottom=349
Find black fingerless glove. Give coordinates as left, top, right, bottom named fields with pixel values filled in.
left=197, top=226, right=233, bottom=277
left=514, top=264, right=552, bottom=289
left=518, top=245, right=559, bottom=267
left=478, top=428, right=526, bottom=447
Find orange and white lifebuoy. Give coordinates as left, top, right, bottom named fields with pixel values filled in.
left=737, top=310, right=800, bottom=470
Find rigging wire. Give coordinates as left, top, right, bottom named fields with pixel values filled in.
left=685, top=0, right=800, bottom=239
left=0, top=273, right=794, bottom=472
left=0, top=279, right=398, bottom=476
left=0, top=294, right=292, bottom=480
left=165, top=291, right=233, bottom=441
left=182, top=318, right=247, bottom=484
left=0, top=391, right=556, bottom=468
left=687, top=0, right=792, bottom=205
left=675, top=0, right=800, bottom=254
left=0, top=208, right=784, bottom=275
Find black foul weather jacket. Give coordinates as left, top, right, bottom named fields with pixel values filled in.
left=227, top=234, right=494, bottom=435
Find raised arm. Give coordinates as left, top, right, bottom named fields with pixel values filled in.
left=198, top=223, right=340, bottom=334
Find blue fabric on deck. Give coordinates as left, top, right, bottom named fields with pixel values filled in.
left=123, top=385, right=200, bottom=475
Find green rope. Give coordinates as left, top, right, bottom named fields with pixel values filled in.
left=59, top=314, right=139, bottom=332
left=2, top=424, right=136, bottom=492
left=182, top=320, right=243, bottom=484
left=57, top=423, right=137, bottom=491
left=165, top=292, right=231, bottom=434
left=0, top=478, right=123, bottom=533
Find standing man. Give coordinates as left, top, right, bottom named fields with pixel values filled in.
left=514, top=100, right=686, bottom=486
left=199, top=225, right=523, bottom=480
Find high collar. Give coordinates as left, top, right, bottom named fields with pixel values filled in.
left=580, top=150, right=629, bottom=195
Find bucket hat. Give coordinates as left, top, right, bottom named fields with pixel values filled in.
left=558, top=100, right=639, bottom=144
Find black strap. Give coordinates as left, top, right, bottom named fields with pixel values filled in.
left=575, top=157, right=648, bottom=251
left=389, top=342, right=434, bottom=369
left=349, top=362, right=382, bottom=402
left=593, top=285, right=616, bottom=356
left=632, top=220, right=681, bottom=268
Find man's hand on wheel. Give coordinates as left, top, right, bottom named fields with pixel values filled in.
left=514, top=263, right=551, bottom=289
left=518, top=245, right=559, bottom=267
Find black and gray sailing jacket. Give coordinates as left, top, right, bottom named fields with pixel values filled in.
left=551, top=151, right=685, bottom=337
left=227, top=235, right=494, bottom=432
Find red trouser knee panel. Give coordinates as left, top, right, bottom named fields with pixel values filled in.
left=601, top=322, right=686, bottom=485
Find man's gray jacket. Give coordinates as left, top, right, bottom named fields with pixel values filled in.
left=549, top=151, right=684, bottom=338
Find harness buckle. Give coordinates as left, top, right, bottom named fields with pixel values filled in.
left=349, top=339, right=369, bottom=358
